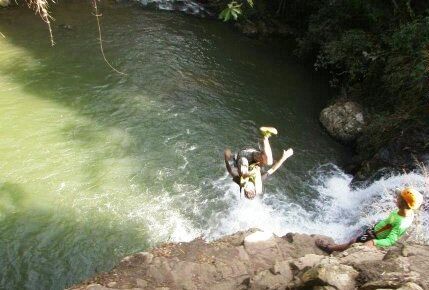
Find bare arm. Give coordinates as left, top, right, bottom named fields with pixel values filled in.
left=262, top=148, right=293, bottom=179
left=224, top=149, right=239, bottom=178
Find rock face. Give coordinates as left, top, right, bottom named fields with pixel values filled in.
left=0, top=0, right=10, bottom=7
left=353, top=126, right=429, bottom=180
left=137, top=0, right=213, bottom=17
left=234, top=20, right=292, bottom=38
left=68, top=230, right=429, bottom=290
left=320, top=100, right=365, bottom=143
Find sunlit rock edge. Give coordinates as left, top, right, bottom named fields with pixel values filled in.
left=68, top=229, right=429, bottom=290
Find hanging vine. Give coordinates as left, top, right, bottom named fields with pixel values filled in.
left=92, top=0, right=126, bottom=75
left=26, top=0, right=55, bottom=46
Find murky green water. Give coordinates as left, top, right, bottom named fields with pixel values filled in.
left=0, top=2, right=351, bottom=289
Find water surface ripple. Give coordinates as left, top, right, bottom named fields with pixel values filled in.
left=0, top=2, right=358, bottom=289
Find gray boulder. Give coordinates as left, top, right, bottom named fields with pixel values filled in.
left=0, top=0, right=10, bottom=7
left=249, top=268, right=292, bottom=290
left=397, top=282, right=425, bottom=290
left=360, top=271, right=421, bottom=290
left=320, top=100, right=365, bottom=142
left=299, top=257, right=359, bottom=290
left=337, top=244, right=385, bottom=266
left=290, top=254, right=324, bottom=271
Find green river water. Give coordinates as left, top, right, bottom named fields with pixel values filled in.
left=0, top=2, right=352, bottom=289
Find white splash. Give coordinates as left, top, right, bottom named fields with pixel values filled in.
left=203, top=165, right=429, bottom=244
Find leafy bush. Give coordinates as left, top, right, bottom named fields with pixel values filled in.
left=383, top=17, right=429, bottom=107
left=219, top=0, right=253, bottom=22
left=315, top=29, right=378, bottom=88
left=217, top=0, right=429, bottom=159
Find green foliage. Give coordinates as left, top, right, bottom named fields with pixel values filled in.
left=383, top=17, right=429, bottom=106
left=216, top=0, right=429, bottom=157
left=219, top=0, right=255, bottom=22
left=219, top=0, right=429, bottom=157
left=315, top=29, right=379, bottom=87
left=219, top=1, right=242, bottom=22
left=293, top=0, right=429, bottom=156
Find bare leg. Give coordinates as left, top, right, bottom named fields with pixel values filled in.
left=261, top=136, right=273, bottom=166
left=259, top=127, right=277, bottom=166
left=316, top=238, right=356, bottom=254
left=328, top=240, right=355, bottom=252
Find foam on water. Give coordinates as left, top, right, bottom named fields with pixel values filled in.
left=114, top=163, right=429, bottom=246
left=137, top=0, right=212, bottom=17
left=199, top=165, right=429, bottom=244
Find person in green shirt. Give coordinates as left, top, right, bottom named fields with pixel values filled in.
left=316, top=187, right=424, bottom=253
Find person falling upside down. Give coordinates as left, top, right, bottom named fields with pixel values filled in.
left=315, top=187, right=424, bottom=253
left=224, top=127, right=294, bottom=199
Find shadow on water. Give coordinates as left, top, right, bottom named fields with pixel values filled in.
left=0, top=182, right=149, bottom=290
left=0, top=0, right=350, bottom=164
left=0, top=5, right=219, bottom=289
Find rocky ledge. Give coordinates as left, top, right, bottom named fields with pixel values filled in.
left=68, top=229, right=429, bottom=290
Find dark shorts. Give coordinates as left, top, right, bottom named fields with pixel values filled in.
left=355, top=228, right=376, bottom=243
left=235, top=148, right=260, bottom=166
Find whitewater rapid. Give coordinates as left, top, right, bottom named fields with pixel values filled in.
left=208, top=165, right=428, bottom=244
left=142, top=164, right=429, bottom=245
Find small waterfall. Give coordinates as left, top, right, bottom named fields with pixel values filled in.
left=138, top=0, right=214, bottom=17
left=203, top=165, right=429, bottom=245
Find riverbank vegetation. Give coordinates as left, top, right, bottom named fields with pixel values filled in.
left=217, top=0, right=429, bottom=174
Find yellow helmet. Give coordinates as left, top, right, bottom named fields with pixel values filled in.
left=401, top=187, right=423, bottom=210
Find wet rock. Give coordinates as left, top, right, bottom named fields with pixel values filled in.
left=85, top=285, right=110, bottom=290
left=278, top=233, right=333, bottom=258
left=360, top=271, right=421, bottom=290
left=218, top=228, right=259, bottom=246
left=354, top=254, right=422, bottom=290
left=338, top=244, right=385, bottom=266
left=244, top=232, right=280, bottom=272
left=272, top=260, right=293, bottom=278
left=405, top=244, right=429, bottom=289
left=135, top=279, right=147, bottom=288
left=67, top=230, right=429, bottom=290
left=397, top=282, right=424, bottom=290
left=299, top=257, right=359, bottom=290
left=354, top=126, right=429, bottom=180
left=58, top=24, right=73, bottom=30
left=137, top=0, right=213, bottom=17
left=320, top=100, right=365, bottom=143
left=136, top=251, right=154, bottom=264
left=313, top=287, right=337, bottom=290
left=249, top=269, right=290, bottom=290
left=120, top=251, right=153, bottom=266
left=0, top=0, right=10, bottom=7
left=290, top=254, right=324, bottom=271
left=234, top=21, right=258, bottom=37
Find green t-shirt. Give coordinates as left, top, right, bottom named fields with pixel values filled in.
left=373, top=210, right=414, bottom=248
